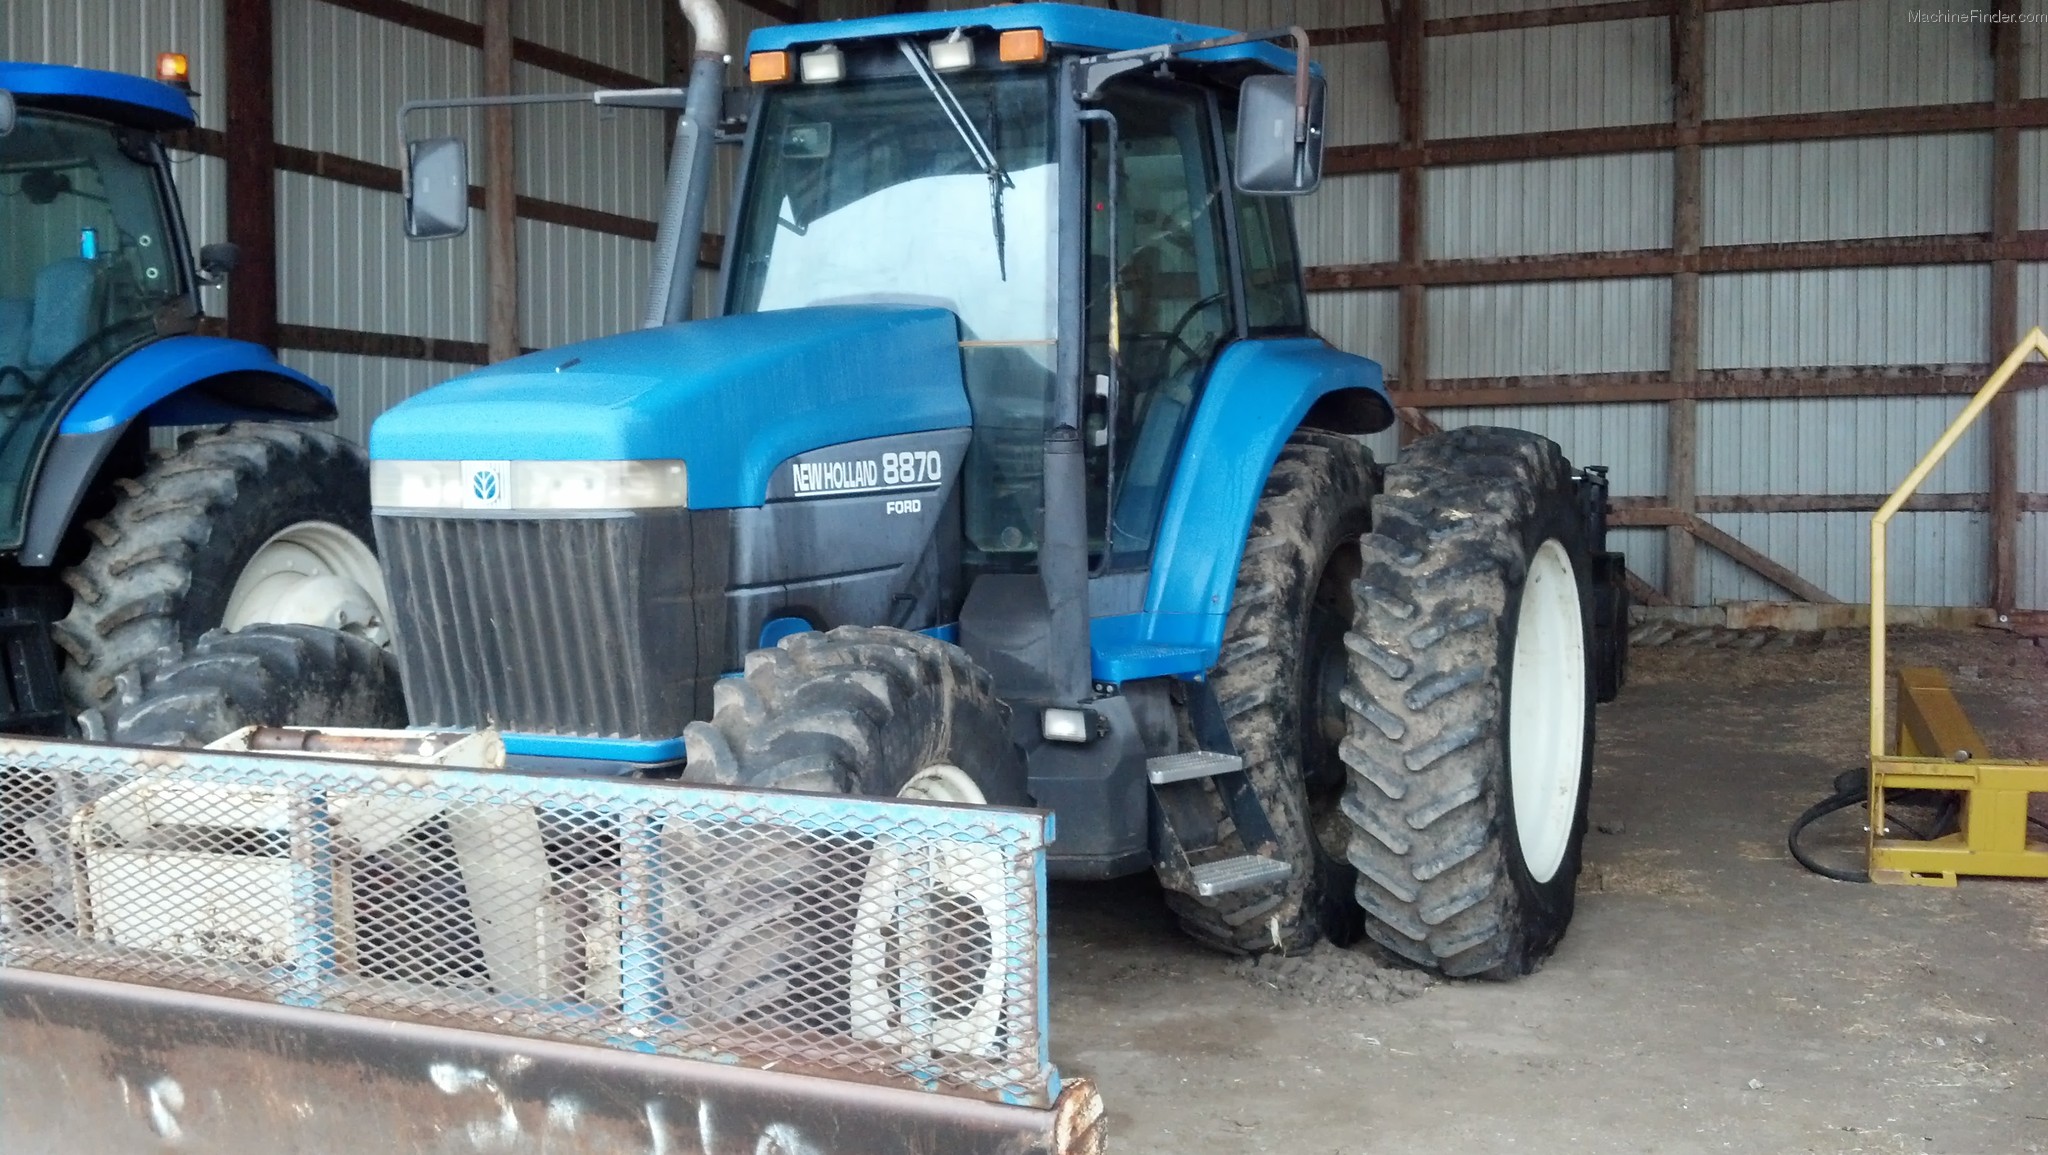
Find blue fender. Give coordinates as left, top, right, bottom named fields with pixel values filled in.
left=1090, top=338, right=1389, bottom=683
left=59, top=335, right=336, bottom=435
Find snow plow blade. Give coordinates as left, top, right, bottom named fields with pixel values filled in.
left=0, top=734, right=1102, bottom=1154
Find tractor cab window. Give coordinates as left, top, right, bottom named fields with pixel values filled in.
left=0, top=110, right=185, bottom=545
left=1084, top=82, right=1234, bottom=565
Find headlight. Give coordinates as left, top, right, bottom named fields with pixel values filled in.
left=372, top=460, right=688, bottom=511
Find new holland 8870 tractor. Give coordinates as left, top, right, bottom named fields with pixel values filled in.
left=2, top=5, right=1627, bottom=1151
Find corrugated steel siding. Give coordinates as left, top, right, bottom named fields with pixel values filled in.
left=512, top=63, right=664, bottom=219
left=1319, top=41, right=1398, bottom=148
left=276, top=171, right=485, bottom=341
left=2021, top=515, right=2047, bottom=611
left=1428, top=152, right=1671, bottom=259
left=1297, top=173, right=1399, bottom=266
left=517, top=219, right=653, bottom=350
left=2022, top=132, right=2046, bottom=231
left=1697, top=511, right=1987, bottom=606
left=2027, top=0, right=2048, bottom=100
left=1429, top=20, right=1670, bottom=139
left=275, top=0, right=482, bottom=167
left=1429, top=278, right=1671, bottom=377
left=2017, top=381, right=2044, bottom=496
left=1705, top=0, right=1991, bottom=119
left=1308, top=289, right=1398, bottom=369
left=1432, top=403, right=1666, bottom=497
left=1697, top=397, right=1987, bottom=496
left=279, top=350, right=473, bottom=447
left=1699, top=266, right=1990, bottom=369
left=512, top=0, right=660, bottom=80
left=1703, top=134, right=1993, bottom=245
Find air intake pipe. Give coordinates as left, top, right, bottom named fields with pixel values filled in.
left=643, top=0, right=729, bottom=327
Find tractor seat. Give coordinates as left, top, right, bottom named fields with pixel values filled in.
left=25, top=258, right=100, bottom=372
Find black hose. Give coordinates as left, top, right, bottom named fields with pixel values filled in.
left=1788, top=774, right=1871, bottom=883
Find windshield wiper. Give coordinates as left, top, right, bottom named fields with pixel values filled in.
left=897, top=38, right=1014, bottom=279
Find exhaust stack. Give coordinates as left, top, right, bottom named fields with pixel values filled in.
left=643, top=0, right=730, bottom=328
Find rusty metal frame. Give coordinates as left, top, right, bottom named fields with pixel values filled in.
left=0, top=967, right=1104, bottom=1155
left=1866, top=330, right=2048, bottom=887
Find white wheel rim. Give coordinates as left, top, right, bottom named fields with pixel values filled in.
left=222, top=520, right=393, bottom=649
left=1508, top=538, right=1587, bottom=885
left=897, top=764, right=987, bottom=805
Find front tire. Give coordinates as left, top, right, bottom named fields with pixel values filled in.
left=672, top=627, right=1028, bottom=1023
left=1341, top=427, right=1595, bottom=979
left=109, top=624, right=407, bottom=747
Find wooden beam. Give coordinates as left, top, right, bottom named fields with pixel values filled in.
left=483, top=0, right=519, bottom=364
left=1988, top=2, right=2022, bottom=614
left=1324, top=98, right=2048, bottom=175
left=1307, top=0, right=1864, bottom=46
left=223, top=0, right=278, bottom=350
left=1684, top=514, right=1839, bottom=603
left=1394, top=0, right=1425, bottom=447
left=1616, top=493, right=2020, bottom=515
left=276, top=323, right=492, bottom=365
left=1666, top=0, right=1703, bottom=603
left=1306, top=231, right=2048, bottom=291
left=1386, top=364, right=2048, bottom=407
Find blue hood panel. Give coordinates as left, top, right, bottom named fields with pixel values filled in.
left=369, top=306, right=970, bottom=509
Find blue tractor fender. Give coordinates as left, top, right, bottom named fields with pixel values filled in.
left=1090, top=338, right=1391, bottom=683
left=18, top=336, right=338, bottom=566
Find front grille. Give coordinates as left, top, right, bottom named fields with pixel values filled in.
left=375, top=512, right=729, bottom=739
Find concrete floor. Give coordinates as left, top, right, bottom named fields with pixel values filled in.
left=1047, top=629, right=2048, bottom=1155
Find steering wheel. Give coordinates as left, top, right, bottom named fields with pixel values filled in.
left=1127, top=290, right=1229, bottom=368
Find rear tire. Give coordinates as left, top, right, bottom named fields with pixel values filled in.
left=56, top=424, right=389, bottom=719
left=1340, top=427, right=1595, bottom=979
left=1164, top=429, right=1377, bottom=955
left=109, top=624, right=407, bottom=747
left=672, top=627, right=1028, bottom=1023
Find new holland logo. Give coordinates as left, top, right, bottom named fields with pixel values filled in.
left=461, top=460, right=511, bottom=509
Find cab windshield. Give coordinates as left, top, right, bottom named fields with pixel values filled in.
left=0, top=109, right=185, bottom=540
left=728, top=70, right=1059, bottom=564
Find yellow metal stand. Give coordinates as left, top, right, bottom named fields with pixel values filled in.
left=1868, top=329, right=2048, bottom=888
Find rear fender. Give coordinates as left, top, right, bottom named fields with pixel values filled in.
left=19, top=337, right=337, bottom=566
left=1090, top=337, right=1389, bottom=683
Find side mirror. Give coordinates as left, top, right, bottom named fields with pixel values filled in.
left=197, top=241, right=240, bottom=284
left=403, top=137, right=469, bottom=240
left=0, top=91, right=15, bottom=137
left=1235, top=73, right=1326, bottom=196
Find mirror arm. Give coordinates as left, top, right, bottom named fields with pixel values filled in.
left=394, top=88, right=686, bottom=197
left=1075, top=24, right=1312, bottom=102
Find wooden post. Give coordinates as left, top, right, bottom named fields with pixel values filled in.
left=1665, top=0, right=1704, bottom=605
left=223, top=0, right=277, bottom=349
left=1987, top=4, right=2021, bottom=614
left=483, top=0, right=520, bottom=363
left=1394, top=0, right=1426, bottom=446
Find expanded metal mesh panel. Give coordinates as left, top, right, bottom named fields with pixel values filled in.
left=0, top=739, right=1053, bottom=1105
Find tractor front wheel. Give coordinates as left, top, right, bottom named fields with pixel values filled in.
left=108, top=623, right=407, bottom=747
left=1340, top=427, right=1596, bottom=979
left=672, top=627, right=1029, bottom=1024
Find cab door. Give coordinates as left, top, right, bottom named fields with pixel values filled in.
left=1082, top=80, right=1237, bottom=570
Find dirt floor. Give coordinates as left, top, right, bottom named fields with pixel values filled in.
left=1046, top=627, right=2048, bottom=1155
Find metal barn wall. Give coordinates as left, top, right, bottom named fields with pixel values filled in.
left=9, top=0, right=2044, bottom=616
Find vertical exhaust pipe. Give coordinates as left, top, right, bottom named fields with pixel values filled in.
left=643, top=0, right=729, bottom=328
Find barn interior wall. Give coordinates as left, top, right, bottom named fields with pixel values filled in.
left=6, top=0, right=2043, bottom=613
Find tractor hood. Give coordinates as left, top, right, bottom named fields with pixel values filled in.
left=368, top=305, right=969, bottom=509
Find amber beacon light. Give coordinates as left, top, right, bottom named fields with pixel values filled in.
left=156, top=52, right=191, bottom=91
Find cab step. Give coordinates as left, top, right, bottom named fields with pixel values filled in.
left=1146, top=750, right=1244, bottom=785
left=1188, top=854, right=1291, bottom=897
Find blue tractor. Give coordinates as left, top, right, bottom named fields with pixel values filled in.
left=0, top=60, right=392, bottom=729
left=117, top=3, right=1627, bottom=979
